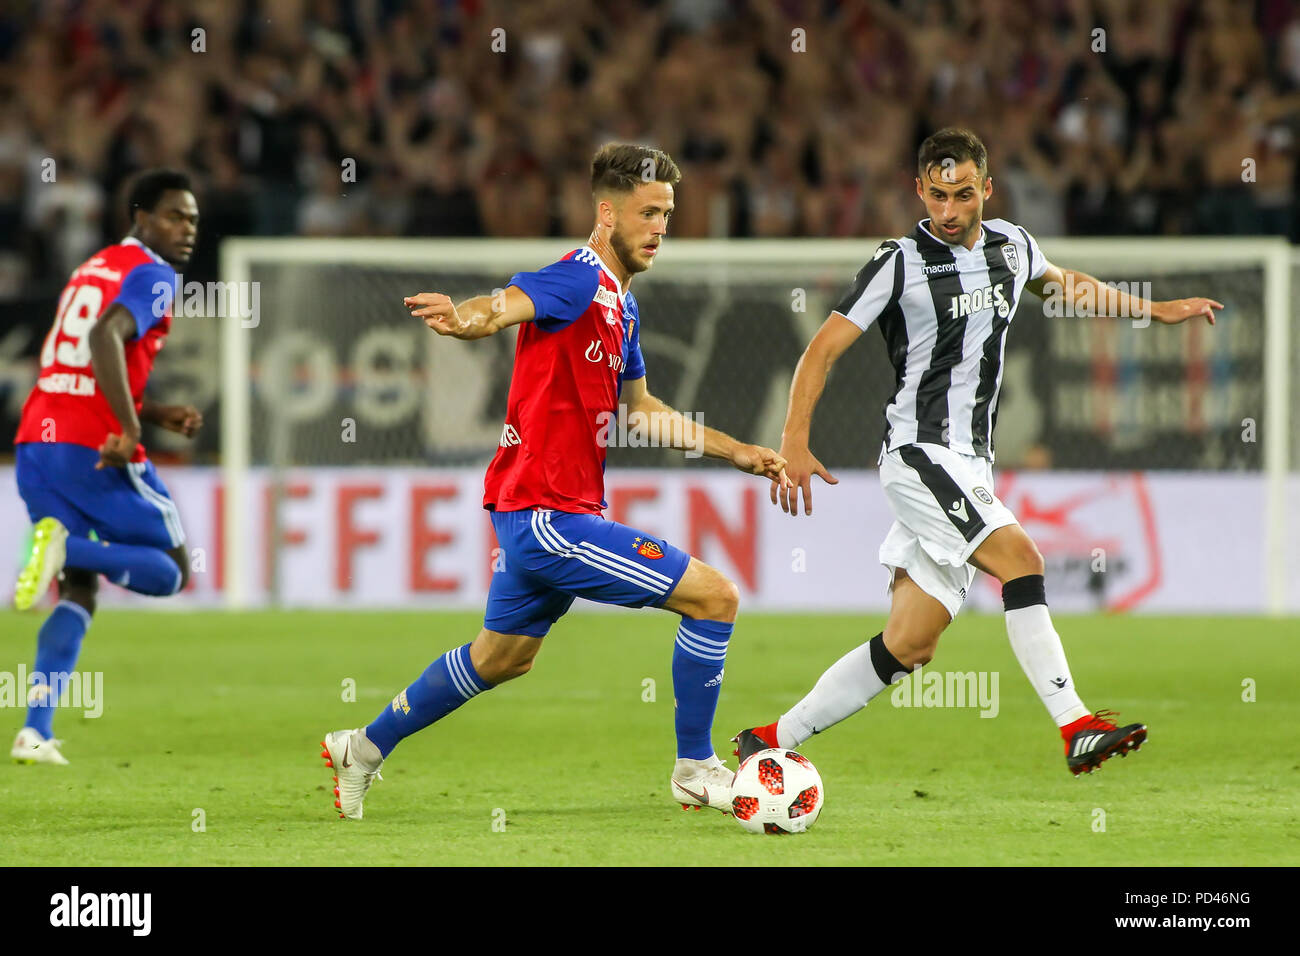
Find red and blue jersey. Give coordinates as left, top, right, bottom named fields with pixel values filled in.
left=483, top=247, right=646, bottom=515
left=17, top=238, right=177, bottom=463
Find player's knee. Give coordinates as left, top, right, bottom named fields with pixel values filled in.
left=910, top=643, right=937, bottom=667
left=58, top=571, right=98, bottom=617
left=473, top=640, right=537, bottom=684
left=884, top=623, right=943, bottom=669
left=1016, top=541, right=1045, bottom=578
left=167, top=548, right=190, bottom=592
left=712, top=577, right=740, bottom=622
left=504, top=656, right=535, bottom=680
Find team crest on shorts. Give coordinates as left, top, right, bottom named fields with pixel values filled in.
left=972, top=486, right=995, bottom=505
left=1001, top=244, right=1021, bottom=274
left=633, top=537, right=664, bottom=559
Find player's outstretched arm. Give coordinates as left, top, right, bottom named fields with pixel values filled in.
left=775, top=313, right=862, bottom=516
left=88, top=305, right=144, bottom=469
left=620, top=376, right=791, bottom=487
left=405, top=285, right=536, bottom=340
left=1027, top=262, right=1223, bottom=326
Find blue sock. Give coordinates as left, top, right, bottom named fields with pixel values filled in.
left=25, top=600, right=92, bottom=738
left=65, top=537, right=182, bottom=596
left=365, top=643, right=492, bottom=758
left=672, top=617, right=733, bottom=759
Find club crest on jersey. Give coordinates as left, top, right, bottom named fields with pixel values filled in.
left=1001, top=244, right=1021, bottom=274
left=633, top=536, right=664, bottom=559
left=972, top=486, right=994, bottom=505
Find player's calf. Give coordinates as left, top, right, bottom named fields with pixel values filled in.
left=468, top=629, right=541, bottom=684
left=22, top=568, right=96, bottom=746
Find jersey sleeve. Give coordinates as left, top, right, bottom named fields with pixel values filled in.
left=110, top=262, right=178, bottom=338
left=832, top=241, right=903, bottom=331
left=622, top=297, right=646, bottom=381
left=508, top=255, right=601, bottom=333
left=1017, top=226, right=1048, bottom=280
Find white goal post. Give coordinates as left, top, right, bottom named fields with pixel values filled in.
left=219, top=236, right=1292, bottom=612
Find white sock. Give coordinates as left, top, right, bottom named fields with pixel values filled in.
left=1005, top=604, right=1089, bottom=726
left=777, top=639, right=900, bottom=747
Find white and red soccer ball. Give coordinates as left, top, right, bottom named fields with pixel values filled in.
left=730, top=748, right=824, bottom=834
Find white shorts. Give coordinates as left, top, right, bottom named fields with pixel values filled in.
left=877, top=442, right=1017, bottom=620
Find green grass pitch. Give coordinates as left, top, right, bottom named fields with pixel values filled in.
left=1, top=609, right=1296, bottom=866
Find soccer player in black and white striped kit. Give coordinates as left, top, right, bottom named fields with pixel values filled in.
left=734, top=129, right=1222, bottom=775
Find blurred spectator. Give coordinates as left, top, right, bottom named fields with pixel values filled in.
left=1, top=0, right=1297, bottom=303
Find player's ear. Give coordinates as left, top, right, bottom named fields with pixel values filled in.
left=595, top=194, right=617, bottom=228
left=983, top=175, right=993, bottom=199
left=915, top=178, right=924, bottom=200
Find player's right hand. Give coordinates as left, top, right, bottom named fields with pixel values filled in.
left=770, top=442, right=838, bottom=516
left=405, top=292, right=466, bottom=337
left=96, top=431, right=139, bottom=470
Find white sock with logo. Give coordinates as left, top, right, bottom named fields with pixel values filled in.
left=777, top=634, right=905, bottom=748
left=1003, top=576, right=1089, bottom=726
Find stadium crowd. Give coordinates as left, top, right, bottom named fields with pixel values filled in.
left=1, top=0, right=1297, bottom=297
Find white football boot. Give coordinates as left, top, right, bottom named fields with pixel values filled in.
left=320, top=729, right=382, bottom=820
left=671, top=754, right=735, bottom=813
left=11, top=727, right=70, bottom=765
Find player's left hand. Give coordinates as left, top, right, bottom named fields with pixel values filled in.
left=732, top=444, right=792, bottom=488
left=96, top=432, right=138, bottom=470
left=1154, top=298, right=1223, bottom=326
left=156, top=404, right=203, bottom=437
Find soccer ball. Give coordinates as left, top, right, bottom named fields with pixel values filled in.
left=730, top=748, right=824, bottom=834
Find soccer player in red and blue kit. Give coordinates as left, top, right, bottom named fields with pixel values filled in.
left=322, top=144, right=791, bottom=819
left=10, top=169, right=202, bottom=765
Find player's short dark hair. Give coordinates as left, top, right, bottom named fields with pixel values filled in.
left=126, top=168, right=193, bottom=221
left=591, top=143, right=681, bottom=196
left=917, top=128, right=988, bottom=183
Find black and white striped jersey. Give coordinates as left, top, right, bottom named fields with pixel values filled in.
left=833, top=217, right=1048, bottom=461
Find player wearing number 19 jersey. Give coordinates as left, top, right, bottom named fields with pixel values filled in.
left=10, top=169, right=203, bottom=765
left=320, top=144, right=791, bottom=821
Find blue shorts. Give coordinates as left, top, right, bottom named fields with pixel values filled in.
left=485, top=509, right=692, bottom=637
left=15, top=443, right=185, bottom=551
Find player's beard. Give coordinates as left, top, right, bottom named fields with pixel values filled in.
left=609, top=226, right=649, bottom=275
left=937, top=216, right=977, bottom=246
